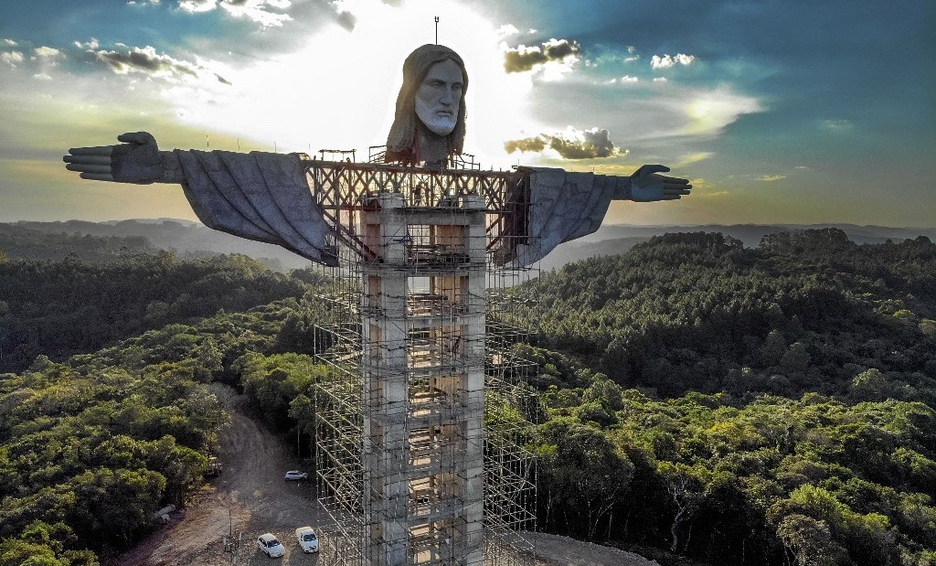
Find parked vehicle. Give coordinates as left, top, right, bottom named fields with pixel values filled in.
left=284, top=470, right=308, bottom=481
left=295, top=526, right=319, bottom=553
left=257, top=533, right=285, bottom=558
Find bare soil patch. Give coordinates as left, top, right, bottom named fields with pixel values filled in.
left=525, top=532, right=660, bottom=566
left=110, top=387, right=327, bottom=565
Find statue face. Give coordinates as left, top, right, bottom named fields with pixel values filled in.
left=415, top=59, right=462, bottom=136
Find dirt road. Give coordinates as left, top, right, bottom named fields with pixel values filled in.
left=112, top=387, right=329, bottom=565
left=111, top=385, right=657, bottom=566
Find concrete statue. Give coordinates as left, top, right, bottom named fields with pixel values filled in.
left=63, top=43, right=690, bottom=267
left=63, top=43, right=692, bottom=566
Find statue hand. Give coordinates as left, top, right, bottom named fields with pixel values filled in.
left=630, top=164, right=691, bottom=201
left=64, top=131, right=165, bottom=184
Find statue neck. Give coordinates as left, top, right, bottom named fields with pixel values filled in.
left=416, top=125, right=449, bottom=168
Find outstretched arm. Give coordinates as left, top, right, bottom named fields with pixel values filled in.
left=613, top=164, right=691, bottom=201
left=63, top=131, right=183, bottom=184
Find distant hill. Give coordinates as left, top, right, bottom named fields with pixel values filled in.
left=4, top=219, right=933, bottom=273
left=541, top=223, right=936, bottom=271
left=3, top=219, right=314, bottom=270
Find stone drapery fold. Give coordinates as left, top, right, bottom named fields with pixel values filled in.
left=175, top=150, right=336, bottom=265
left=172, top=155, right=620, bottom=268
left=511, top=167, right=624, bottom=266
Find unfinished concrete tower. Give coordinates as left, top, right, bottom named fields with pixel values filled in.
left=360, top=191, right=486, bottom=565
left=310, top=158, right=537, bottom=566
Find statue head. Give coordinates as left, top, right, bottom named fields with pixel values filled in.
left=385, top=44, right=468, bottom=166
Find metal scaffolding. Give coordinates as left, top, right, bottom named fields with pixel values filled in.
left=308, top=157, right=537, bottom=566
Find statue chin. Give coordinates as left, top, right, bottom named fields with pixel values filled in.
left=416, top=102, right=456, bottom=136
left=419, top=116, right=456, bottom=136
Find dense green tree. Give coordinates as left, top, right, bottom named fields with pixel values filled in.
left=235, top=352, right=326, bottom=428
left=532, top=418, right=634, bottom=539
left=0, top=253, right=313, bottom=373
left=776, top=513, right=841, bottom=566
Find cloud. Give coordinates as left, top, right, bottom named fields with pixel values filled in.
left=33, top=46, right=63, bottom=59
left=178, top=0, right=216, bottom=13
left=756, top=175, right=786, bottom=182
left=673, top=152, right=714, bottom=167
left=1, top=51, right=24, bottom=68
left=177, top=0, right=292, bottom=27
left=651, top=53, right=695, bottom=70
left=1, top=42, right=66, bottom=75
left=684, top=87, right=763, bottom=135
left=93, top=45, right=198, bottom=78
left=503, top=38, right=581, bottom=73
left=497, top=24, right=520, bottom=38
left=87, top=44, right=232, bottom=85
left=221, top=0, right=292, bottom=27
left=504, top=127, right=628, bottom=160
left=822, top=119, right=853, bottom=131
left=333, top=9, right=356, bottom=31
left=74, top=39, right=100, bottom=50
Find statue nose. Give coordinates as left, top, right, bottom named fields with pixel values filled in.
left=441, top=88, right=454, bottom=104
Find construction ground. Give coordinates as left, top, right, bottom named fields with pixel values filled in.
left=107, top=385, right=658, bottom=566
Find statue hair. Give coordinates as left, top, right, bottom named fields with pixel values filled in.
left=385, top=44, right=468, bottom=165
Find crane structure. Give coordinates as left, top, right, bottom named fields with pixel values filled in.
left=306, top=157, right=539, bottom=566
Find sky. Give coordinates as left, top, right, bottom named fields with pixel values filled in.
left=1, top=0, right=934, bottom=228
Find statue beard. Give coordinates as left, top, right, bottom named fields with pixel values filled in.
left=415, top=97, right=457, bottom=137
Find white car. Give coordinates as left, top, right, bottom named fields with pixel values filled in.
left=257, top=533, right=285, bottom=558
left=295, top=526, right=319, bottom=553
left=284, top=470, right=308, bottom=481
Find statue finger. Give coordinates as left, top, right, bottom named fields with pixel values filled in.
left=67, top=163, right=112, bottom=174
left=79, top=172, right=115, bottom=182
left=635, top=164, right=671, bottom=177
left=117, top=131, right=156, bottom=145
left=64, top=154, right=112, bottom=165
left=68, top=145, right=115, bottom=156
left=663, top=183, right=690, bottom=191
left=660, top=175, right=689, bottom=185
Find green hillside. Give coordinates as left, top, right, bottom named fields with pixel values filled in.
left=1, top=228, right=934, bottom=565
left=509, top=229, right=936, bottom=565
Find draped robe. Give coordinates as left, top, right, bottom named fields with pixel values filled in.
left=174, top=150, right=625, bottom=268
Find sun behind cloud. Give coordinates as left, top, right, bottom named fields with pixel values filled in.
left=158, top=0, right=531, bottom=164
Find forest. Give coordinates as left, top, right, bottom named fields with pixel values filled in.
left=0, top=227, right=934, bottom=565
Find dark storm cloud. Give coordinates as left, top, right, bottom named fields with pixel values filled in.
left=503, top=38, right=581, bottom=73
left=505, top=128, right=626, bottom=159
